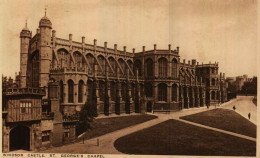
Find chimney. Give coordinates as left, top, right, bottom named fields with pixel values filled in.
left=104, top=42, right=107, bottom=49
left=94, top=39, right=97, bottom=46
left=123, top=46, right=126, bottom=53
left=154, top=44, right=157, bottom=50
left=223, top=73, right=225, bottom=79
left=220, top=72, right=222, bottom=78
left=183, top=59, right=185, bottom=64
left=52, top=30, right=56, bottom=37
left=133, top=48, right=135, bottom=53
left=69, top=34, right=72, bottom=41
left=168, top=44, right=171, bottom=51
left=143, top=46, right=145, bottom=52
left=188, top=60, right=190, bottom=65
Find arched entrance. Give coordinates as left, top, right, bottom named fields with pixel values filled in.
left=10, top=126, right=30, bottom=151
left=146, top=102, right=152, bottom=112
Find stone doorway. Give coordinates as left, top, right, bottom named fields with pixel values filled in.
left=10, top=126, right=30, bottom=151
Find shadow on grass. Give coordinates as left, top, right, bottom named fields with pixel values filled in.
left=114, top=119, right=256, bottom=156
left=180, top=108, right=256, bottom=138
left=78, top=114, right=157, bottom=141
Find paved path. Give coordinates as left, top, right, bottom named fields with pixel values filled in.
left=34, top=97, right=257, bottom=154
left=220, top=96, right=257, bottom=125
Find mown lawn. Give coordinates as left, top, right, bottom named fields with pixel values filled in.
left=180, top=108, right=256, bottom=138
left=114, top=119, right=256, bottom=156
left=79, top=114, right=157, bottom=140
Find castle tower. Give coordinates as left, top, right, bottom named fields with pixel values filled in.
left=20, top=21, right=32, bottom=88
left=39, top=9, right=52, bottom=87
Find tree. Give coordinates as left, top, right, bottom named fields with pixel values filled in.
left=76, top=102, right=97, bottom=136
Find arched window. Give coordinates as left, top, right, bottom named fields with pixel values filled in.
left=108, top=57, right=116, bottom=74
left=217, top=91, right=220, bottom=100
left=121, top=82, right=127, bottom=101
left=211, top=91, right=216, bottom=100
left=59, top=80, right=64, bottom=103
left=127, top=60, right=133, bottom=75
left=86, top=54, right=95, bottom=72
left=98, top=55, right=106, bottom=73
left=172, top=59, right=177, bottom=77
left=68, top=80, right=74, bottom=103
left=145, top=83, right=153, bottom=97
left=158, top=83, right=167, bottom=101
left=134, top=60, right=142, bottom=76
left=74, top=52, right=86, bottom=68
left=118, top=59, right=126, bottom=75
left=172, top=84, right=178, bottom=102
left=158, top=58, right=168, bottom=77
left=57, top=49, right=72, bottom=68
left=145, top=58, right=153, bottom=77
left=31, top=51, right=39, bottom=87
left=212, top=78, right=216, bottom=86
left=78, top=80, right=84, bottom=103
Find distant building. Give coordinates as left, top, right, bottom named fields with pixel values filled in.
left=2, top=13, right=228, bottom=152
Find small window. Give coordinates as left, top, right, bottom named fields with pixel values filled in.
left=42, top=130, right=51, bottom=142
left=20, top=101, right=31, bottom=114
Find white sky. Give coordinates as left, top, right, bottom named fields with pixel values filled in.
left=0, top=0, right=257, bottom=78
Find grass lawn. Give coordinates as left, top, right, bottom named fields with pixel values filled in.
left=114, top=119, right=256, bottom=156
left=79, top=114, right=157, bottom=140
left=180, top=108, right=256, bottom=138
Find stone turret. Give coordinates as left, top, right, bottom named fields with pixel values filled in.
left=20, top=20, right=32, bottom=88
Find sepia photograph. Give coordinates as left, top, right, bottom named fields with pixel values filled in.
left=0, top=0, right=258, bottom=157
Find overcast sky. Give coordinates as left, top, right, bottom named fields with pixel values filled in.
left=0, top=0, right=257, bottom=78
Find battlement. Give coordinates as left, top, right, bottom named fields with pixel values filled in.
left=3, top=87, right=45, bottom=96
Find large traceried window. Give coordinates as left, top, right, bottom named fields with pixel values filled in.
left=145, top=58, right=153, bottom=77
left=98, top=55, right=106, bottom=74
left=31, top=51, right=39, bottom=87
left=134, top=60, right=142, bottom=76
left=158, top=83, right=167, bottom=101
left=57, top=49, right=72, bottom=68
left=74, top=52, right=86, bottom=68
left=158, top=58, right=168, bottom=77
left=78, top=80, right=84, bottom=103
left=127, top=60, right=133, bottom=76
left=68, top=80, right=74, bottom=103
left=86, top=54, right=95, bottom=73
left=108, top=57, right=116, bottom=74
left=172, top=84, right=178, bottom=102
left=172, top=59, right=177, bottom=77
left=118, top=59, right=126, bottom=75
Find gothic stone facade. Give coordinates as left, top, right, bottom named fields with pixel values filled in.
left=2, top=14, right=227, bottom=152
